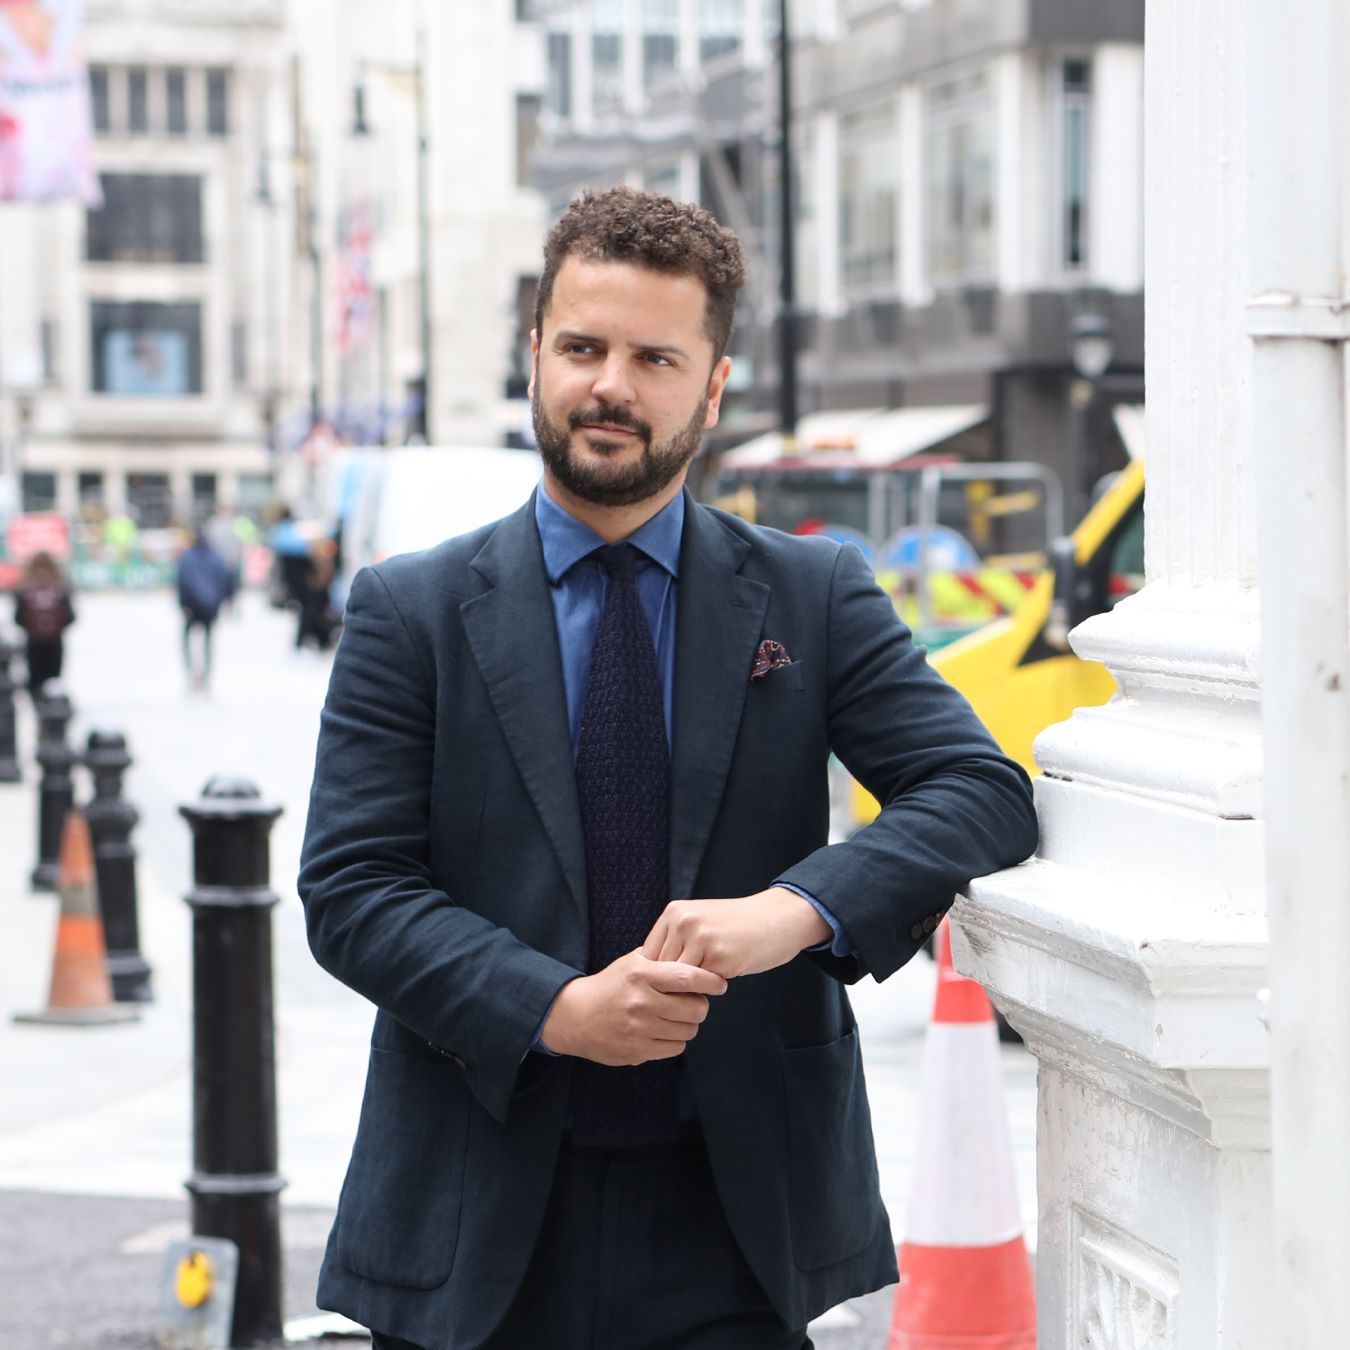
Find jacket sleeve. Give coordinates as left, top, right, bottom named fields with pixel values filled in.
left=775, top=543, right=1038, bottom=983
left=298, top=566, right=579, bottom=1122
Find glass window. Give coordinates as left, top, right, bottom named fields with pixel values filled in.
left=925, top=68, right=995, bottom=283
left=20, top=472, right=57, bottom=514
left=87, top=175, right=204, bottom=264
left=643, top=0, right=679, bottom=86
left=126, top=473, right=173, bottom=528
left=1057, top=58, right=1092, bottom=269
left=231, top=319, right=248, bottom=387
left=840, top=101, right=898, bottom=291
left=546, top=29, right=572, bottom=118
left=89, top=65, right=110, bottom=133
left=78, top=472, right=105, bottom=509
left=591, top=0, right=624, bottom=110
left=127, top=67, right=148, bottom=133
left=40, top=318, right=58, bottom=382
left=700, top=0, right=743, bottom=64
left=206, top=70, right=229, bottom=136
left=166, top=68, right=187, bottom=136
left=90, top=301, right=204, bottom=397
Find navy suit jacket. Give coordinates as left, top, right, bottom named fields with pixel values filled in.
left=298, top=491, right=1037, bottom=1349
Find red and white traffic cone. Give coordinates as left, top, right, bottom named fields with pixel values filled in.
left=887, top=918, right=1035, bottom=1349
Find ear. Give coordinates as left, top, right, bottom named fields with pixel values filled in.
left=703, top=355, right=733, bottom=429
left=527, top=328, right=540, bottom=400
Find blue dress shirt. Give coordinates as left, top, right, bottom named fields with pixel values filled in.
left=533, top=482, right=851, bottom=958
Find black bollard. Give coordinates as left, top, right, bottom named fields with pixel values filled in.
left=31, top=682, right=76, bottom=891
left=179, top=776, right=285, bottom=1349
left=84, top=730, right=153, bottom=1003
left=0, top=635, right=19, bottom=782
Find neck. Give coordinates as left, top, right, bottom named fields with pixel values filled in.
left=541, top=470, right=688, bottom=543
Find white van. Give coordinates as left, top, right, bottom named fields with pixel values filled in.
left=326, top=446, right=541, bottom=607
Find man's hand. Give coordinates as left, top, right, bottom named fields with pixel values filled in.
left=642, top=887, right=832, bottom=980
left=540, top=949, right=727, bottom=1066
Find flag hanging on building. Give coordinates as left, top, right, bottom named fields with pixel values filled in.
left=335, top=200, right=374, bottom=355
left=0, top=0, right=101, bottom=205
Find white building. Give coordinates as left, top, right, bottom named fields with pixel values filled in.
left=285, top=0, right=547, bottom=461
left=2, top=0, right=292, bottom=527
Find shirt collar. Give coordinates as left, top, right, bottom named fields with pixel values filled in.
left=536, top=479, right=685, bottom=584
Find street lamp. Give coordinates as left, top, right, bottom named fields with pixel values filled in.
left=1068, top=310, right=1114, bottom=520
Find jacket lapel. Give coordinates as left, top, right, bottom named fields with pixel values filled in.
left=459, top=498, right=587, bottom=919
left=669, top=498, right=770, bottom=899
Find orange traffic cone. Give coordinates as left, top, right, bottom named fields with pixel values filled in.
left=887, top=918, right=1034, bottom=1349
left=14, top=810, right=139, bottom=1026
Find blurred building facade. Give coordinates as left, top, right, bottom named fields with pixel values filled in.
left=528, top=0, right=1145, bottom=507
left=1, top=0, right=549, bottom=530
left=285, top=0, right=547, bottom=470
left=1, top=0, right=292, bottom=527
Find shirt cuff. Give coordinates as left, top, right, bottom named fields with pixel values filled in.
left=529, top=984, right=569, bottom=1058
left=776, top=883, right=855, bottom=957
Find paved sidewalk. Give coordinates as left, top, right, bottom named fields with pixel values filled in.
left=0, top=591, right=1037, bottom=1348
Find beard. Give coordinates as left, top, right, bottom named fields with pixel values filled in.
left=532, top=385, right=708, bottom=508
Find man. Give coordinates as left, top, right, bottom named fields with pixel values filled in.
left=176, top=527, right=234, bottom=692
left=299, top=187, right=1037, bottom=1350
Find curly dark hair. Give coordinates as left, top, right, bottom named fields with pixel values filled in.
left=535, top=186, right=747, bottom=366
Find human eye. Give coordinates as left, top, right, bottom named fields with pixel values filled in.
left=640, top=350, right=674, bottom=367
left=560, top=339, right=598, bottom=356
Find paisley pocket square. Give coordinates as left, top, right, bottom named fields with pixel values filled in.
left=750, top=638, right=794, bottom=681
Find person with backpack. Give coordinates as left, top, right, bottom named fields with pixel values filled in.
left=177, top=528, right=235, bottom=692
left=14, top=551, right=75, bottom=698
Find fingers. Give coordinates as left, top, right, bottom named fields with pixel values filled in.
left=641, top=958, right=727, bottom=998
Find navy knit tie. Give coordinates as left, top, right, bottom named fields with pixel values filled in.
left=569, top=543, right=678, bottom=1146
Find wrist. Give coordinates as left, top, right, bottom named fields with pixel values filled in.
left=770, top=886, right=832, bottom=949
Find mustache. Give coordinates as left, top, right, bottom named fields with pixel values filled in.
left=568, top=405, right=652, bottom=440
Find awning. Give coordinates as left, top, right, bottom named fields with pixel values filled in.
left=720, top=404, right=988, bottom=470
left=1112, top=403, right=1146, bottom=462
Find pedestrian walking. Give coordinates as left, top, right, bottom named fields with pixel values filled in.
left=176, top=529, right=234, bottom=692
left=202, top=502, right=246, bottom=615
left=295, top=538, right=339, bottom=653
left=298, top=187, right=1038, bottom=1350
left=13, top=551, right=75, bottom=699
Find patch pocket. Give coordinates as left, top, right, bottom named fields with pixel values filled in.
left=335, top=1047, right=469, bottom=1289
left=781, top=1026, right=881, bottom=1271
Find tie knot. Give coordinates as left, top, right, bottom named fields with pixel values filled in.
left=591, top=543, right=639, bottom=580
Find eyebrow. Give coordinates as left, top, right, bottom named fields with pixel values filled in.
left=553, top=329, right=692, bottom=362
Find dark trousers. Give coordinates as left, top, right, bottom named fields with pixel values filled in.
left=372, top=1128, right=811, bottom=1350
left=183, top=615, right=214, bottom=683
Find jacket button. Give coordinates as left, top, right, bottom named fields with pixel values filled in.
left=923, top=915, right=938, bottom=934
left=911, top=923, right=924, bottom=941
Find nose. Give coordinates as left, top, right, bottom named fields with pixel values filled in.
left=590, top=352, right=636, bottom=408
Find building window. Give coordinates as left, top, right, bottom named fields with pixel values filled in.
left=191, top=473, right=218, bottom=520
left=515, top=92, right=541, bottom=187
left=89, top=65, right=110, bottom=133
left=925, top=68, right=996, bottom=283
left=700, top=0, right=743, bottom=64
left=840, top=101, right=899, bottom=292
left=591, top=0, right=624, bottom=111
left=546, top=29, right=572, bottom=118
left=77, top=472, right=105, bottom=511
left=87, top=175, right=204, bottom=264
left=231, top=319, right=248, bottom=387
left=206, top=69, right=229, bottom=136
left=643, top=0, right=680, bottom=86
left=21, top=472, right=57, bottom=514
left=40, top=318, right=58, bottom=382
left=90, top=301, right=204, bottom=397
left=126, top=473, right=173, bottom=528
left=166, top=68, right=188, bottom=136
left=1056, top=58, right=1092, bottom=270
left=127, top=66, right=149, bottom=133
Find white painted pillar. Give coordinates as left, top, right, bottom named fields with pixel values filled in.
left=1247, top=1, right=1350, bottom=1342
left=953, top=3, right=1274, bottom=1345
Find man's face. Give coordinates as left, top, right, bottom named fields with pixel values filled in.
left=530, top=257, right=732, bottom=509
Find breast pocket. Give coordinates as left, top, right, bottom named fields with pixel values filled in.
left=781, top=1026, right=883, bottom=1271
left=751, top=661, right=807, bottom=700
left=335, top=1047, right=469, bottom=1289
